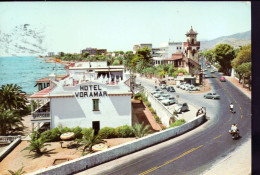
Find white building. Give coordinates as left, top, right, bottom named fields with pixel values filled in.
left=153, top=41, right=183, bottom=66
left=29, top=61, right=132, bottom=132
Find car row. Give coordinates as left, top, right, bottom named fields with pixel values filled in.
left=177, top=83, right=200, bottom=91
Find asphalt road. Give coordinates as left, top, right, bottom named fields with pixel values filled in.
left=78, top=58, right=251, bottom=175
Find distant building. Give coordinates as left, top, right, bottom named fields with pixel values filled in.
left=48, top=52, right=55, bottom=57
left=81, top=48, right=107, bottom=55
left=133, top=43, right=152, bottom=54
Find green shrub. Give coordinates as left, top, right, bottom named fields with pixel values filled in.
left=40, top=130, right=52, bottom=142
left=154, top=115, right=162, bottom=124
left=144, top=101, right=151, bottom=107
left=61, top=127, right=72, bottom=134
left=133, top=93, right=142, bottom=100
left=50, top=127, right=62, bottom=141
left=72, top=126, right=83, bottom=139
left=81, top=127, right=94, bottom=136
left=170, top=119, right=186, bottom=128
left=115, top=125, right=135, bottom=137
left=99, top=127, right=117, bottom=139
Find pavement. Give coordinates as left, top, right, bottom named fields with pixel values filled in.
left=138, top=75, right=251, bottom=175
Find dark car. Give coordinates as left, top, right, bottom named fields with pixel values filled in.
left=167, top=86, right=175, bottom=92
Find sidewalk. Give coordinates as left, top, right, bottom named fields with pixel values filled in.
left=203, top=76, right=251, bottom=175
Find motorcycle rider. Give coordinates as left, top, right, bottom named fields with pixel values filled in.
left=230, top=123, right=239, bottom=139
left=230, top=103, right=234, bottom=112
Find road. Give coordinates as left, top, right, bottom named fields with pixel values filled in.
left=77, top=58, right=251, bottom=175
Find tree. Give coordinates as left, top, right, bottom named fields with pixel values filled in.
left=0, top=109, right=24, bottom=135
left=203, top=49, right=215, bottom=64
left=131, top=47, right=152, bottom=73
left=82, top=52, right=90, bottom=58
left=214, top=44, right=235, bottom=75
left=131, top=122, right=152, bottom=138
left=231, top=44, right=251, bottom=85
left=236, top=62, right=251, bottom=90
left=79, top=130, right=106, bottom=154
left=124, top=53, right=134, bottom=71
left=0, top=84, right=27, bottom=111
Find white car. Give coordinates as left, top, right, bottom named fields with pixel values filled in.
left=161, top=84, right=167, bottom=89
left=174, top=103, right=189, bottom=113
left=158, top=96, right=168, bottom=101
left=161, top=97, right=177, bottom=106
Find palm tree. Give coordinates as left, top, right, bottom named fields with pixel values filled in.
left=79, top=130, right=106, bottom=154
left=22, top=130, right=50, bottom=155
left=0, top=109, right=24, bottom=135
left=8, top=166, right=26, bottom=175
left=132, top=122, right=152, bottom=138
left=0, top=84, right=27, bottom=111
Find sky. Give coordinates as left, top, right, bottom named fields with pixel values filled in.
left=0, top=1, right=251, bottom=55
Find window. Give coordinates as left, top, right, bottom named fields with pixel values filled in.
left=93, top=99, right=99, bottom=111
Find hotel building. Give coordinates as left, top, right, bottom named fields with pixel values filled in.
left=29, top=61, right=132, bottom=132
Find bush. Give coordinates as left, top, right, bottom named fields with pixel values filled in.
left=72, top=126, right=83, bottom=139
left=50, top=127, right=62, bottom=141
left=170, top=119, right=186, bottom=128
left=154, top=115, right=162, bottom=124
left=99, top=127, right=117, bottom=139
left=81, top=127, right=94, bottom=136
left=40, top=130, right=52, bottom=142
left=115, top=125, right=135, bottom=138
left=144, top=101, right=151, bottom=107
left=133, top=92, right=142, bottom=100
left=60, top=127, right=72, bottom=134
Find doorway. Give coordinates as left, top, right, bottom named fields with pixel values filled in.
left=92, top=121, right=100, bottom=135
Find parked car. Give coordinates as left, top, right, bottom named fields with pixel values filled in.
left=210, top=70, right=215, bottom=73
left=189, top=86, right=200, bottom=91
left=204, top=69, right=208, bottom=71
left=152, top=90, right=163, bottom=95
left=167, top=86, right=175, bottom=92
left=161, top=97, right=177, bottom=106
left=204, top=92, right=220, bottom=99
left=174, top=103, right=189, bottom=113
left=220, top=76, right=226, bottom=82
left=158, top=96, right=169, bottom=101
left=161, top=84, right=167, bottom=89
left=154, top=93, right=163, bottom=98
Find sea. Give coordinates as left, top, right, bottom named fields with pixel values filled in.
left=0, top=56, right=66, bottom=94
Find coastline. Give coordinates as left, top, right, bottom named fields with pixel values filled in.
left=38, top=56, right=73, bottom=66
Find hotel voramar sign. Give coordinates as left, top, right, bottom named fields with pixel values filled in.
left=75, top=85, right=107, bottom=97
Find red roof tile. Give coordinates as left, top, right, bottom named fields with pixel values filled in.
left=29, top=87, right=51, bottom=98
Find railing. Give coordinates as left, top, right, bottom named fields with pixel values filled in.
left=0, top=136, right=21, bottom=143
left=32, top=112, right=50, bottom=119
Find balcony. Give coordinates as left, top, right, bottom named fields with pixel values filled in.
left=31, top=102, right=51, bottom=122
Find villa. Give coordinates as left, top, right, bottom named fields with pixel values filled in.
left=29, top=61, right=132, bottom=133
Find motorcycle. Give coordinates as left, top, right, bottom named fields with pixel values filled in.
left=229, top=129, right=240, bottom=139
left=230, top=108, right=236, bottom=113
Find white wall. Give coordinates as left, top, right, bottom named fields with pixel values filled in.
left=50, top=94, right=132, bottom=129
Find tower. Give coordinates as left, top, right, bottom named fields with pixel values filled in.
left=184, top=26, right=200, bottom=62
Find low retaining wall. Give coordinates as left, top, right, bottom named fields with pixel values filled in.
left=28, top=114, right=206, bottom=175
left=0, top=137, right=21, bottom=162
left=145, top=90, right=173, bottom=127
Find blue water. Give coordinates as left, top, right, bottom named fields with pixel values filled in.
left=0, top=56, right=66, bottom=94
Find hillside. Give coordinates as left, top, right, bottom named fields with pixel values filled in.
left=200, top=30, right=251, bottom=50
